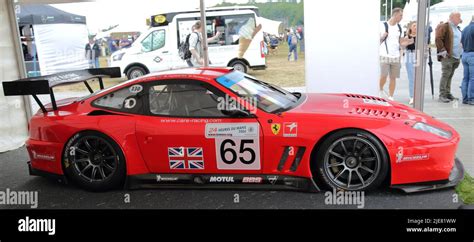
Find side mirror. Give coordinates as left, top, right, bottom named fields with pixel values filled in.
left=221, top=108, right=251, bottom=118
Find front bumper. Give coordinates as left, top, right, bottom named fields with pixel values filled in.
left=391, top=158, right=465, bottom=193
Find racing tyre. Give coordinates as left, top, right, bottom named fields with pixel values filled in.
left=63, top=131, right=126, bottom=192
left=230, top=60, right=248, bottom=73
left=313, top=129, right=389, bottom=192
left=126, top=66, right=147, bottom=80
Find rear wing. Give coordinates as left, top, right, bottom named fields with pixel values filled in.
left=2, top=67, right=121, bottom=113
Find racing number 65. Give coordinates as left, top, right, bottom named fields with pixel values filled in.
left=220, top=139, right=256, bottom=165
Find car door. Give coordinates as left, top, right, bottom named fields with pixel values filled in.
left=138, top=28, right=171, bottom=72
left=135, top=79, right=263, bottom=175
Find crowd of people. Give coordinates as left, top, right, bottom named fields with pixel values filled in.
left=379, top=8, right=474, bottom=106
left=85, top=35, right=139, bottom=68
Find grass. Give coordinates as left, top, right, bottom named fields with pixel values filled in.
left=54, top=44, right=305, bottom=93
left=248, top=43, right=306, bottom=87
left=456, top=173, right=474, bottom=205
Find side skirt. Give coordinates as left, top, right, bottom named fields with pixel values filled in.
left=125, top=174, right=320, bottom=193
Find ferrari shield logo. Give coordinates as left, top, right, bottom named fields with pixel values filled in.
left=271, top=124, right=281, bottom=135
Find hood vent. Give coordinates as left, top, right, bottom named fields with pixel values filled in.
left=352, top=107, right=401, bottom=119
left=345, top=94, right=386, bottom=102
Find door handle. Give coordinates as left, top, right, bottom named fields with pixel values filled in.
left=162, top=51, right=169, bottom=54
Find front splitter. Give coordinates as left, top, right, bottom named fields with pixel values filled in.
left=391, top=158, right=465, bottom=193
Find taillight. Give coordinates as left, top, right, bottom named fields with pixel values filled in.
left=260, top=41, right=265, bottom=58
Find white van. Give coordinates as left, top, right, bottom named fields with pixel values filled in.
left=111, top=6, right=267, bottom=80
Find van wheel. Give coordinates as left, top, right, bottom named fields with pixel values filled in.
left=126, top=66, right=147, bottom=80
left=230, top=60, right=248, bottom=73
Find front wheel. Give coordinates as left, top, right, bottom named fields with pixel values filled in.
left=313, top=129, right=389, bottom=191
left=63, top=131, right=126, bottom=192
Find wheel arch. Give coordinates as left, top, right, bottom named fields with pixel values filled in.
left=309, top=127, right=392, bottom=186
left=124, top=63, right=150, bottom=76
left=60, top=129, right=128, bottom=177
left=227, top=58, right=250, bottom=68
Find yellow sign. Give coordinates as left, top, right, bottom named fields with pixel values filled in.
left=271, top=124, right=281, bottom=135
left=154, top=15, right=167, bottom=24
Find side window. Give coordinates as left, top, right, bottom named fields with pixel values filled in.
left=176, top=14, right=255, bottom=47
left=149, top=82, right=228, bottom=117
left=141, top=30, right=165, bottom=52
left=93, top=84, right=144, bottom=113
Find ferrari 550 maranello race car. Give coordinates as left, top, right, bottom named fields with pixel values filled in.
left=2, top=67, right=464, bottom=193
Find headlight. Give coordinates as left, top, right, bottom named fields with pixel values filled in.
left=112, top=53, right=125, bottom=61
left=412, top=122, right=452, bottom=139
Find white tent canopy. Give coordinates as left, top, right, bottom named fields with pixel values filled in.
left=402, top=0, right=418, bottom=27
left=258, top=17, right=282, bottom=36
left=430, top=0, right=474, bottom=30
left=18, top=4, right=90, bottom=75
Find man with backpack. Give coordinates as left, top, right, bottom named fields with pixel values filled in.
left=288, top=29, right=299, bottom=62
left=379, top=8, right=413, bottom=101
left=179, top=21, right=221, bottom=67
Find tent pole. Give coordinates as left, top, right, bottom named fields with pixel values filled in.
left=199, top=0, right=209, bottom=67
left=6, top=0, right=33, bottom=120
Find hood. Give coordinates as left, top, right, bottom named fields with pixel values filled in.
left=288, top=93, right=433, bottom=123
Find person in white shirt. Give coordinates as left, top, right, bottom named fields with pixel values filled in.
left=379, top=8, right=413, bottom=101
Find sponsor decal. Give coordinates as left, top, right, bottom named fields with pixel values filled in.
left=124, top=98, right=137, bottom=109
left=129, top=85, right=143, bottom=94
left=209, top=176, right=235, bottom=183
left=283, top=122, right=298, bottom=138
left=396, top=147, right=430, bottom=163
left=205, top=123, right=259, bottom=138
left=49, top=73, right=81, bottom=83
left=168, top=147, right=204, bottom=170
left=207, top=123, right=261, bottom=171
left=18, top=216, right=55, bottom=236
left=271, top=123, right=281, bottom=135
left=154, top=15, right=167, bottom=24
left=242, top=177, right=263, bottom=184
left=31, top=151, right=55, bottom=161
left=154, top=56, right=162, bottom=63
left=400, top=154, right=430, bottom=162
left=156, top=175, right=179, bottom=182
left=362, top=99, right=391, bottom=106
left=267, top=176, right=278, bottom=185
left=396, top=147, right=404, bottom=163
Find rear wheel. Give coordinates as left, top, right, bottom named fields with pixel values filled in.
left=313, top=129, right=389, bottom=191
left=63, top=131, right=126, bottom=192
left=126, top=66, right=147, bottom=80
left=230, top=60, right=248, bottom=73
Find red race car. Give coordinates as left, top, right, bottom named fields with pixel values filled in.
left=2, top=67, right=464, bottom=192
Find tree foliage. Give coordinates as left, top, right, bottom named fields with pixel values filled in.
left=214, top=1, right=304, bottom=27
left=215, top=0, right=444, bottom=27
left=380, top=0, right=443, bottom=18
